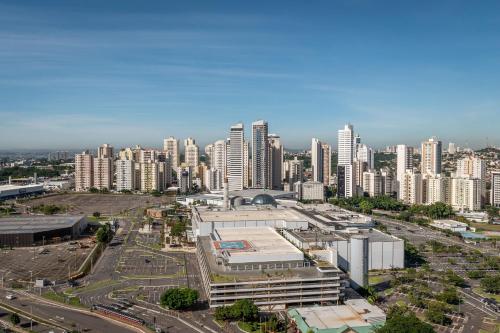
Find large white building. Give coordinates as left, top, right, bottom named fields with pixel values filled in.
left=286, top=157, right=304, bottom=185
left=421, top=137, right=442, bottom=176
left=228, top=123, right=244, bottom=191
left=93, top=157, right=113, bottom=191
left=362, top=170, right=382, bottom=197
left=396, top=144, right=413, bottom=198
left=337, top=124, right=354, bottom=166
left=424, top=174, right=450, bottom=205
left=163, top=136, right=179, bottom=169
left=252, top=120, right=269, bottom=189
left=116, top=159, right=135, bottom=191
left=491, top=171, right=500, bottom=208
left=140, top=161, right=160, bottom=192
left=356, top=144, right=374, bottom=170
left=400, top=170, right=423, bottom=205
left=451, top=177, right=482, bottom=211
left=337, top=124, right=355, bottom=198
left=184, top=137, right=199, bottom=170
left=311, top=138, right=323, bottom=183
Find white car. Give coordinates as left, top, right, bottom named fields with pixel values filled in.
left=5, top=294, right=15, bottom=300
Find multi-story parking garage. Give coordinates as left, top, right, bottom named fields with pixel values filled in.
left=197, top=227, right=345, bottom=310
left=0, top=215, right=87, bottom=247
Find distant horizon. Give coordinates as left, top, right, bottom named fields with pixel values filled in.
left=1, top=1, right=500, bottom=149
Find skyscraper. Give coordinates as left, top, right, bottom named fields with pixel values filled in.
left=75, top=151, right=94, bottom=192
left=268, top=134, right=283, bottom=189
left=421, top=137, right=442, bottom=176
left=94, top=156, right=113, bottom=191
left=184, top=137, right=199, bottom=170
left=163, top=136, right=179, bottom=169
left=491, top=171, right=500, bottom=208
left=228, top=123, right=244, bottom=191
left=321, top=143, right=332, bottom=186
left=116, top=159, right=135, bottom=192
left=311, top=138, right=323, bottom=183
left=337, top=124, right=354, bottom=166
left=98, top=144, right=114, bottom=159
left=252, top=120, right=269, bottom=189
left=396, top=144, right=414, bottom=198
left=356, top=144, right=374, bottom=170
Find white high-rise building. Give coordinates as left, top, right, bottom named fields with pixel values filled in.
left=178, top=166, right=192, bottom=194
left=356, top=144, right=374, bottom=170
left=140, top=161, right=160, bottom=193
left=206, top=139, right=227, bottom=190
left=421, top=137, right=442, bottom=176
left=98, top=144, right=114, bottom=159
left=286, top=157, right=304, bottom=185
left=456, top=156, right=486, bottom=180
left=424, top=174, right=450, bottom=205
left=448, top=142, right=456, bottom=154
left=184, top=138, right=200, bottom=170
left=268, top=134, right=283, bottom=190
left=451, top=177, right=482, bottom=211
left=75, top=151, right=94, bottom=192
left=118, top=148, right=134, bottom=161
left=204, top=144, right=214, bottom=168
left=337, top=164, right=355, bottom=198
left=243, top=140, right=250, bottom=188
left=252, top=120, right=269, bottom=189
left=163, top=136, right=179, bottom=169
left=338, top=124, right=354, bottom=166
left=396, top=144, right=414, bottom=197
left=400, top=170, right=423, bottom=205
left=491, top=171, right=500, bottom=208
left=362, top=170, right=382, bottom=197
left=228, top=123, right=244, bottom=191
left=116, top=159, right=135, bottom=192
left=311, top=138, right=323, bottom=183
left=298, top=181, right=324, bottom=201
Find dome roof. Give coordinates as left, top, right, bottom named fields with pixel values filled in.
left=231, top=196, right=246, bottom=207
left=251, top=194, right=277, bottom=206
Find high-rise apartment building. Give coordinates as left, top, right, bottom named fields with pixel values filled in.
left=362, top=170, right=382, bottom=197
left=228, top=123, right=244, bottom=191
left=286, top=157, right=304, bottom=185
left=311, top=138, right=323, bottom=183
left=184, top=137, right=200, bottom=170
left=451, top=177, right=482, bottom=211
left=456, top=156, right=486, bottom=180
left=75, top=151, right=94, bottom=192
left=118, top=148, right=134, bottom=161
left=337, top=164, right=355, bottom=198
left=321, top=143, right=332, bottom=186
left=421, top=137, right=442, bottom=176
left=98, top=144, right=113, bottom=159
left=94, top=157, right=113, bottom=191
left=396, top=144, right=414, bottom=198
left=140, top=161, right=160, bottom=193
left=448, top=142, right=456, bottom=154
left=424, top=174, right=450, bottom=205
left=178, top=166, right=192, bottom=194
left=243, top=140, right=250, bottom=188
left=338, top=124, right=354, bottom=166
left=252, top=120, right=269, bottom=189
left=400, top=170, right=423, bottom=205
left=268, top=134, right=283, bottom=190
left=491, top=171, right=500, bottom=208
left=163, top=136, right=179, bottom=169
left=356, top=144, right=374, bottom=170
left=116, top=159, right=135, bottom=192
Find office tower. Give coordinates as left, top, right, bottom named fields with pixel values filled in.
left=451, top=177, right=482, bottom=211
left=252, top=120, right=269, bottom=189
left=287, top=157, right=304, bottom=185
left=321, top=143, right=332, bottom=186
left=354, top=160, right=368, bottom=189
left=116, top=159, right=135, bottom=192
left=184, top=137, right=199, bottom=170
left=94, top=156, right=113, bottom=191
left=362, top=170, right=382, bottom=197
left=177, top=166, right=192, bottom=194
left=118, top=148, right=134, bottom=161
left=356, top=144, right=374, bottom=170
left=448, top=142, right=456, bottom=154
left=311, top=138, right=323, bottom=182
left=421, top=137, right=442, bottom=176
left=132, top=145, right=143, bottom=163
left=396, top=144, right=414, bottom=197
left=75, top=151, right=94, bottom=192
left=268, top=134, right=283, bottom=190
left=163, top=136, right=179, bottom=169
left=338, top=124, right=354, bottom=166
left=337, top=164, right=355, bottom=198
left=140, top=161, right=160, bottom=192
left=228, top=123, right=244, bottom=191
left=98, top=144, right=114, bottom=159
left=424, top=174, right=451, bottom=205
left=205, top=168, right=222, bottom=191
left=400, top=170, right=423, bottom=205
left=243, top=140, right=250, bottom=188
left=354, top=134, right=361, bottom=148
left=491, top=171, right=500, bottom=208
left=158, top=161, right=171, bottom=191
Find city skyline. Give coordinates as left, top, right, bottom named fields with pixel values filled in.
left=2, top=0, right=500, bottom=149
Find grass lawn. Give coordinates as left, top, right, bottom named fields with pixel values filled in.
left=473, top=287, right=500, bottom=302
left=369, top=275, right=386, bottom=285
left=43, top=291, right=83, bottom=307
left=469, top=222, right=500, bottom=232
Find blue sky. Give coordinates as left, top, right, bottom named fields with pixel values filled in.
left=1, top=0, right=499, bottom=150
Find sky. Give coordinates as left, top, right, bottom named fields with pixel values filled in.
left=1, top=0, right=499, bottom=151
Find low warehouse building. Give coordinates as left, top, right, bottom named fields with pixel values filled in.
left=0, top=184, right=44, bottom=201
left=0, top=215, right=87, bottom=247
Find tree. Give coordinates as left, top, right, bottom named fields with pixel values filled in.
left=425, top=301, right=451, bottom=325
left=360, top=200, right=375, bottom=214
left=95, top=224, right=112, bottom=243
left=93, top=211, right=101, bottom=218
left=232, top=299, right=259, bottom=322
left=376, top=312, right=434, bottom=333
left=9, top=313, right=20, bottom=326
left=436, top=287, right=460, bottom=305
left=480, top=275, right=500, bottom=294
left=160, top=287, right=198, bottom=310
left=89, top=187, right=99, bottom=193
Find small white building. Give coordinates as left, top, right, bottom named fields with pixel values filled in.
left=431, top=219, right=468, bottom=232
left=296, top=181, right=324, bottom=201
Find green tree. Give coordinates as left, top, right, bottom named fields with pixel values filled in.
left=95, top=224, right=112, bottom=243
left=89, top=187, right=99, bottom=193
left=360, top=200, right=375, bottom=214
left=232, top=299, right=259, bottom=322
left=436, top=287, right=460, bottom=305
left=480, top=275, right=500, bottom=294
left=93, top=211, right=101, bottom=218
left=9, top=313, right=21, bottom=326
left=376, top=312, right=434, bottom=333
left=425, top=301, right=451, bottom=325
left=160, top=287, right=198, bottom=310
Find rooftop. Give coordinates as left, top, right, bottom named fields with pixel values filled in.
left=0, top=215, right=85, bottom=234
left=289, top=299, right=386, bottom=333
left=0, top=184, right=44, bottom=191
left=196, top=205, right=307, bottom=223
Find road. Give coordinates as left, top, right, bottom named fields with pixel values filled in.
left=0, top=289, right=141, bottom=333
